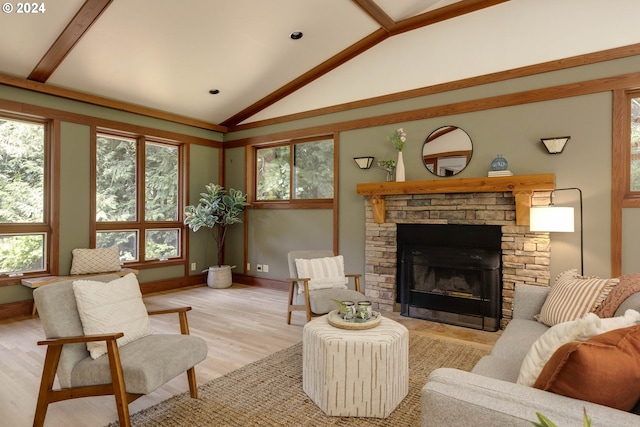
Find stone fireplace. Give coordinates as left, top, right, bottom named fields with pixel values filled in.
left=357, top=175, right=554, bottom=329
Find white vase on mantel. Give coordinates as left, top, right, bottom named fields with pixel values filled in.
left=395, top=151, right=405, bottom=182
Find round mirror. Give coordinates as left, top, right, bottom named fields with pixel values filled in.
left=422, top=126, right=473, bottom=176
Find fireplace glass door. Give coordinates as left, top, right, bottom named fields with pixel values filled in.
left=400, top=245, right=501, bottom=331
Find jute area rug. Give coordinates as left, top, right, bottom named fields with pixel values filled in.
left=107, top=333, right=490, bottom=427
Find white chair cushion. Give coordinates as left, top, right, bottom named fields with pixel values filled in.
left=73, top=273, right=151, bottom=359
left=295, top=255, right=348, bottom=294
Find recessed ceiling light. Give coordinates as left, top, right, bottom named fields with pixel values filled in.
left=290, top=31, right=303, bottom=40
left=209, top=89, right=220, bottom=95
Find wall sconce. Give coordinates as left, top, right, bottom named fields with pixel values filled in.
left=540, top=136, right=571, bottom=154
left=530, top=187, right=583, bottom=275
left=354, top=156, right=374, bottom=169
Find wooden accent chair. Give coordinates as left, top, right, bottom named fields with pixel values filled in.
left=32, top=274, right=208, bottom=427
left=287, top=250, right=364, bottom=324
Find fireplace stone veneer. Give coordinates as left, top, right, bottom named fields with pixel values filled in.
left=363, top=192, right=551, bottom=329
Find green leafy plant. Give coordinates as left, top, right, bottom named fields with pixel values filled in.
left=184, top=183, right=249, bottom=267
left=377, top=159, right=396, bottom=173
left=378, top=159, right=396, bottom=181
left=387, top=127, right=407, bottom=152
left=532, top=408, right=591, bottom=427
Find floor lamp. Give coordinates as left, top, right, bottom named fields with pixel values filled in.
left=529, top=187, right=583, bottom=275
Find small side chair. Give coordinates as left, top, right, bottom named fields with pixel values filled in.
left=287, top=250, right=365, bottom=324
left=32, top=274, right=208, bottom=427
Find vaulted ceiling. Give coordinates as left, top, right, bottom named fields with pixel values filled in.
left=1, top=0, right=639, bottom=132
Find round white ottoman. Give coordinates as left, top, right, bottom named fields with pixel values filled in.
left=302, top=315, right=409, bottom=418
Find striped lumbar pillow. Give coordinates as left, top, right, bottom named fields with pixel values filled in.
left=536, top=268, right=619, bottom=327
left=294, top=255, right=348, bottom=294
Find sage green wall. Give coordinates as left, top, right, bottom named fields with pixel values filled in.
left=338, top=93, right=611, bottom=280
left=3, top=53, right=638, bottom=307
left=186, top=144, right=220, bottom=274
left=223, top=147, right=247, bottom=272
left=0, top=86, right=222, bottom=304
left=59, top=122, right=92, bottom=273
left=246, top=209, right=333, bottom=280
left=226, top=56, right=640, bottom=285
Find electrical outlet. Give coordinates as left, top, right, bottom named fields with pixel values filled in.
left=263, top=264, right=269, bottom=273
left=256, top=264, right=263, bottom=272
left=190, top=262, right=196, bottom=271
left=246, top=262, right=250, bottom=271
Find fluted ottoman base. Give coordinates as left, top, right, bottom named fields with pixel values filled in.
left=302, top=315, right=409, bottom=418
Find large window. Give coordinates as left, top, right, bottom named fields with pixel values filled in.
left=0, top=116, right=49, bottom=276
left=95, top=133, right=183, bottom=265
left=630, top=94, right=640, bottom=192
left=255, top=137, right=334, bottom=204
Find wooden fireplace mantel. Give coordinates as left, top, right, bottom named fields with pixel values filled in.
left=356, top=173, right=555, bottom=226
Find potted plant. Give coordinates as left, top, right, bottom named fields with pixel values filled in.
left=378, top=159, right=396, bottom=182
left=184, top=183, right=249, bottom=288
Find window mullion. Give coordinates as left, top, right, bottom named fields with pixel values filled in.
left=290, top=142, right=295, bottom=201
left=138, top=137, right=146, bottom=262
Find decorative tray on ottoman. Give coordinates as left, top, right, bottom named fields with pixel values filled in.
left=327, top=309, right=382, bottom=330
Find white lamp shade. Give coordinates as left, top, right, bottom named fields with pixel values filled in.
left=541, top=137, right=570, bottom=154
left=529, top=206, right=575, bottom=232
left=354, top=156, right=374, bottom=169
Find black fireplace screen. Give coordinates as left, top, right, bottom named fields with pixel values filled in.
left=397, top=224, right=502, bottom=331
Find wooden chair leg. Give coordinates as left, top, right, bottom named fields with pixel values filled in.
left=33, top=345, right=63, bottom=427
left=106, top=341, right=131, bottom=427
left=287, top=281, right=296, bottom=324
left=302, top=281, right=313, bottom=322
left=187, top=367, right=198, bottom=398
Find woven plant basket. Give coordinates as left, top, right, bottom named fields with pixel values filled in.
left=206, top=265, right=233, bottom=288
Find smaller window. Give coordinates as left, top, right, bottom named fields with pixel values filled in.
left=255, top=138, right=334, bottom=203
left=96, top=230, right=138, bottom=262
left=257, top=145, right=290, bottom=200
left=0, top=233, right=47, bottom=274
left=145, top=228, right=181, bottom=260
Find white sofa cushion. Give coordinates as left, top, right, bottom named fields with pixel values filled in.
left=517, top=309, right=640, bottom=387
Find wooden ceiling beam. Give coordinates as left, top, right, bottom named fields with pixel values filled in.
left=390, top=0, right=510, bottom=36
left=351, top=0, right=395, bottom=31
left=28, top=0, right=113, bottom=82
left=220, top=28, right=391, bottom=128
left=221, top=0, right=509, bottom=128
left=0, top=72, right=227, bottom=132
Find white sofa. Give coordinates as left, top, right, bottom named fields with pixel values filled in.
left=421, top=283, right=640, bottom=426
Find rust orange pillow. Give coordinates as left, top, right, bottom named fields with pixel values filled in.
left=533, top=325, right=640, bottom=411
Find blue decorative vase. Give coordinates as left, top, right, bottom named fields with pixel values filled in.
left=491, top=154, right=508, bottom=171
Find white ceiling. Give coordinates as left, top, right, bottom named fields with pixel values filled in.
left=1, top=0, right=640, bottom=130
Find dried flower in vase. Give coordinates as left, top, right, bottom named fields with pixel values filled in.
left=387, top=128, right=407, bottom=152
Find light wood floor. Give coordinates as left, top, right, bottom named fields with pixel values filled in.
left=0, top=284, right=500, bottom=427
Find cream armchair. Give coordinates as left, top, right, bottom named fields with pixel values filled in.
left=32, top=274, right=208, bottom=427
left=287, top=250, right=365, bottom=324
